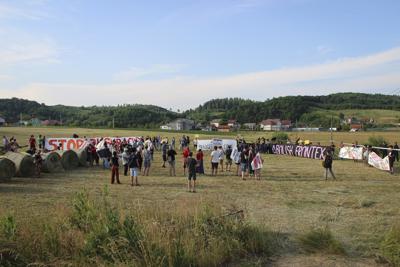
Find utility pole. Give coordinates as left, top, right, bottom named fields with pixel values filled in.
left=330, top=115, right=333, bottom=144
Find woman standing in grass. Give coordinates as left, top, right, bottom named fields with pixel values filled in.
left=196, top=148, right=205, bottom=175
left=323, top=148, right=336, bottom=180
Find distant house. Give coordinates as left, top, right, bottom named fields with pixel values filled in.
left=210, top=119, right=221, bottom=128
left=243, top=122, right=257, bottom=130
left=217, top=125, right=231, bottom=132
left=0, top=117, right=5, bottom=126
left=164, top=118, right=195, bottom=131
left=260, top=119, right=292, bottom=131
left=42, top=120, right=61, bottom=126
left=350, top=123, right=363, bottom=131
left=227, top=119, right=240, bottom=130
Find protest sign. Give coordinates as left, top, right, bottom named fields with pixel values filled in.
left=339, top=146, right=363, bottom=160
left=197, top=139, right=237, bottom=151
left=271, top=144, right=327, bottom=160
left=45, top=137, right=140, bottom=151
left=368, top=152, right=390, bottom=171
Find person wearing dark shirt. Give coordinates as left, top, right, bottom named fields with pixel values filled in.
left=167, top=146, right=177, bottom=176
left=393, top=142, right=399, bottom=162
left=240, top=148, right=248, bottom=180
left=128, top=150, right=140, bottom=186
left=187, top=152, right=197, bottom=192
left=161, top=142, right=168, bottom=168
left=323, top=148, right=336, bottom=180
left=225, top=146, right=233, bottom=172
left=34, top=150, right=43, bottom=178
left=110, top=151, right=121, bottom=184
left=388, top=145, right=395, bottom=175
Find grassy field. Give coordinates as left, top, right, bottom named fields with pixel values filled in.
left=1, top=127, right=400, bottom=266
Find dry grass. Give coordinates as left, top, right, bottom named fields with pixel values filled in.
left=1, top=126, right=400, bottom=266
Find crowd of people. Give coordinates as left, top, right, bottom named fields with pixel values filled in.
left=2, top=133, right=398, bottom=187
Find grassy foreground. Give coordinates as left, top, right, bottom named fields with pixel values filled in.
left=0, top=127, right=400, bottom=266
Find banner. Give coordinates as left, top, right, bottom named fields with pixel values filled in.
left=251, top=152, right=263, bottom=170
left=271, top=144, right=327, bottom=160
left=368, top=152, right=390, bottom=171
left=45, top=137, right=140, bottom=151
left=197, top=139, right=237, bottom=151
left=339, top=146, right=363, bottom=160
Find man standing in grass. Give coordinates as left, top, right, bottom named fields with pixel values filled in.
left=187, top=152, right=197, bottom=192
left=211, top=146, right=220, bottom=176
left=161, top=141, right=168, bottom=168
left=128, top=149, right=140, bottom=186
left=167, top=145, right=177, bottom=176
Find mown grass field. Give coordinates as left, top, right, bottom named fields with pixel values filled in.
left=1, top=127, right=400, bottom=266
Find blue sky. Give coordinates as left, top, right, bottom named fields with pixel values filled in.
left=1, top=0, right=400, bottom=110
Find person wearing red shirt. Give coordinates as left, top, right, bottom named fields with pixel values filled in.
left=29, top=135, right=36, bottom=152
left=182, top=146, right=190, bottom=176
left=196, top=149, right=204, bottom=174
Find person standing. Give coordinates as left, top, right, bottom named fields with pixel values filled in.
left=388, top=145, right=395, bottom=175
left=248, top=146, right=255, bottom=177
left=161, top=141, right=168, bottom=168
left=38, top=135, right=44, bottom=149
left=2, top=136, right=9, bottom=151
left=196, top=149, right=205, bottom=175
left=240, top=148, right=248, bottom=180
left=110, top=151, right=121, bottom=184
left=210, top=146, right=220, bottom=176
left=128, top=149, right=140, bottom=186
left=182, top=146, right=190, bottom=176
left=187, top=152, right=197, bottom=192
left=34, top=150, right=43, bottom=178
left=225, top=145, right=233, bottom=172
left=393, top=142, right=399, bottom=162
left=251, top=152, right=264, bottom=180
left=29, top=135, right=36, bottom=152
left=143, top=146, right=152, bottom=176
left=323, top=148, right=336, bottom=180
left=171, top=137, right=176, bottom=149
left=218, top=146, right=225, bottom=173
left=122, top=148, right=130, bottom=176
left=167, top=145, right=177, bottom=176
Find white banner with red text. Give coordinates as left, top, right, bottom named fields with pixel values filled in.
left=338, top=146, right=363, bottom=160
left=368, top=152, right=390, bottom=171
left=45, top=137, right=140, bottom=151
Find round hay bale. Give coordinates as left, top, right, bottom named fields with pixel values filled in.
left=0, top=157, right=16, bottom=180
left=73, top=149, right=87, bottom=167
left=42, top=152, right=64, bottom=173
left=56, top=150, right=79, bottom=170
left=4, top=152, right=35, bottom=177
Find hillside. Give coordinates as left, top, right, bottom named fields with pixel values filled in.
left=0, top=98, right=179, bottom=128
left=1, top=93, right=400, bottom=128
left=184, top=93, right=400, bottom=127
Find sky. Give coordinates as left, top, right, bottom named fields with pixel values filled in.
left=0, top=0, right=400, bottom=110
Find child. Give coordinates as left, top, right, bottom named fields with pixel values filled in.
left=187, top=152, right=197, bottom=192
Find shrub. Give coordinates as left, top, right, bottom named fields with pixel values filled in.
left=0, top=215, right=17, bottom=240
left=368, top=136, right=388, bottom=147
left=271, top=132, right=289, bottom=143
left=380, top=226, right=400, bottom=266
left=298, top=226, right=345, bottom=254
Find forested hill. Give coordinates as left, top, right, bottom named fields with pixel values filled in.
left=0, top=98, right=179, bottom=128
left=184, top=93, right=400, bottom=124
left=1, top=93, right=400, bottom=128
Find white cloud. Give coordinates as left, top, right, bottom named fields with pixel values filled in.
left=113, top=64, right=185, bottom=81
left=317, top=45, right=333, bottom=55
left=0, top=2, right=49, bottom=20
left=1, top=46, right=400, bottom=109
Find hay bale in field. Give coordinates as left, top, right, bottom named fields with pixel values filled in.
left=73, top=149, right=87, bottom=167
left=4, top=152, right=35, bottom=177
left=0, top=157, right=16, bottom=180
left=42, top=152, right=64, bottom=173
left=56, top=150, right=79, bottom=170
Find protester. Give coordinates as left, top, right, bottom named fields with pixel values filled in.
left=193, top=137, right=198, bottom=150
left=251, top=152, right=264, bottom=180
left=182, top=146, right=190, bottom=176
left=196, top=148, right=205, bottom=175
left=167, top=145, right=177, bottom=176
left=248, top=146, right=255, bottom=177
left=128, top=149, right=140, bottom=186
left=210, top=146, right=220, bottom=176
left=388, top=145, right=395, bottom=175
left=394, top=142, right=399, bottom=162
left=240, top=148, right=248, bottom=180
left=122, top=148, right=130, bottom=176
left=187, top=152, right=197, bottom=192
left=110, top=151, right=121, bottom=184
left=225, top=145, right=233, bottom=172
left=2, top=136, right=9, bottom=151
left=323, top=148, right=336, bottom=180
left=34, top=150, right=43, bottom=178
left=171, top=137, right=176, bottom=149
left=86, top=144, right=93, bottom=166
left=136, top=146, right=143, bottom=173
left=218, top=146, right=225, bottom=173
left=29, top=135, right=36, bottom=152
left=38, top=134, right=44, bottom=149
left=143, top=146, right=152, bottom=176
left=161, top=141, right=168, bottom=168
